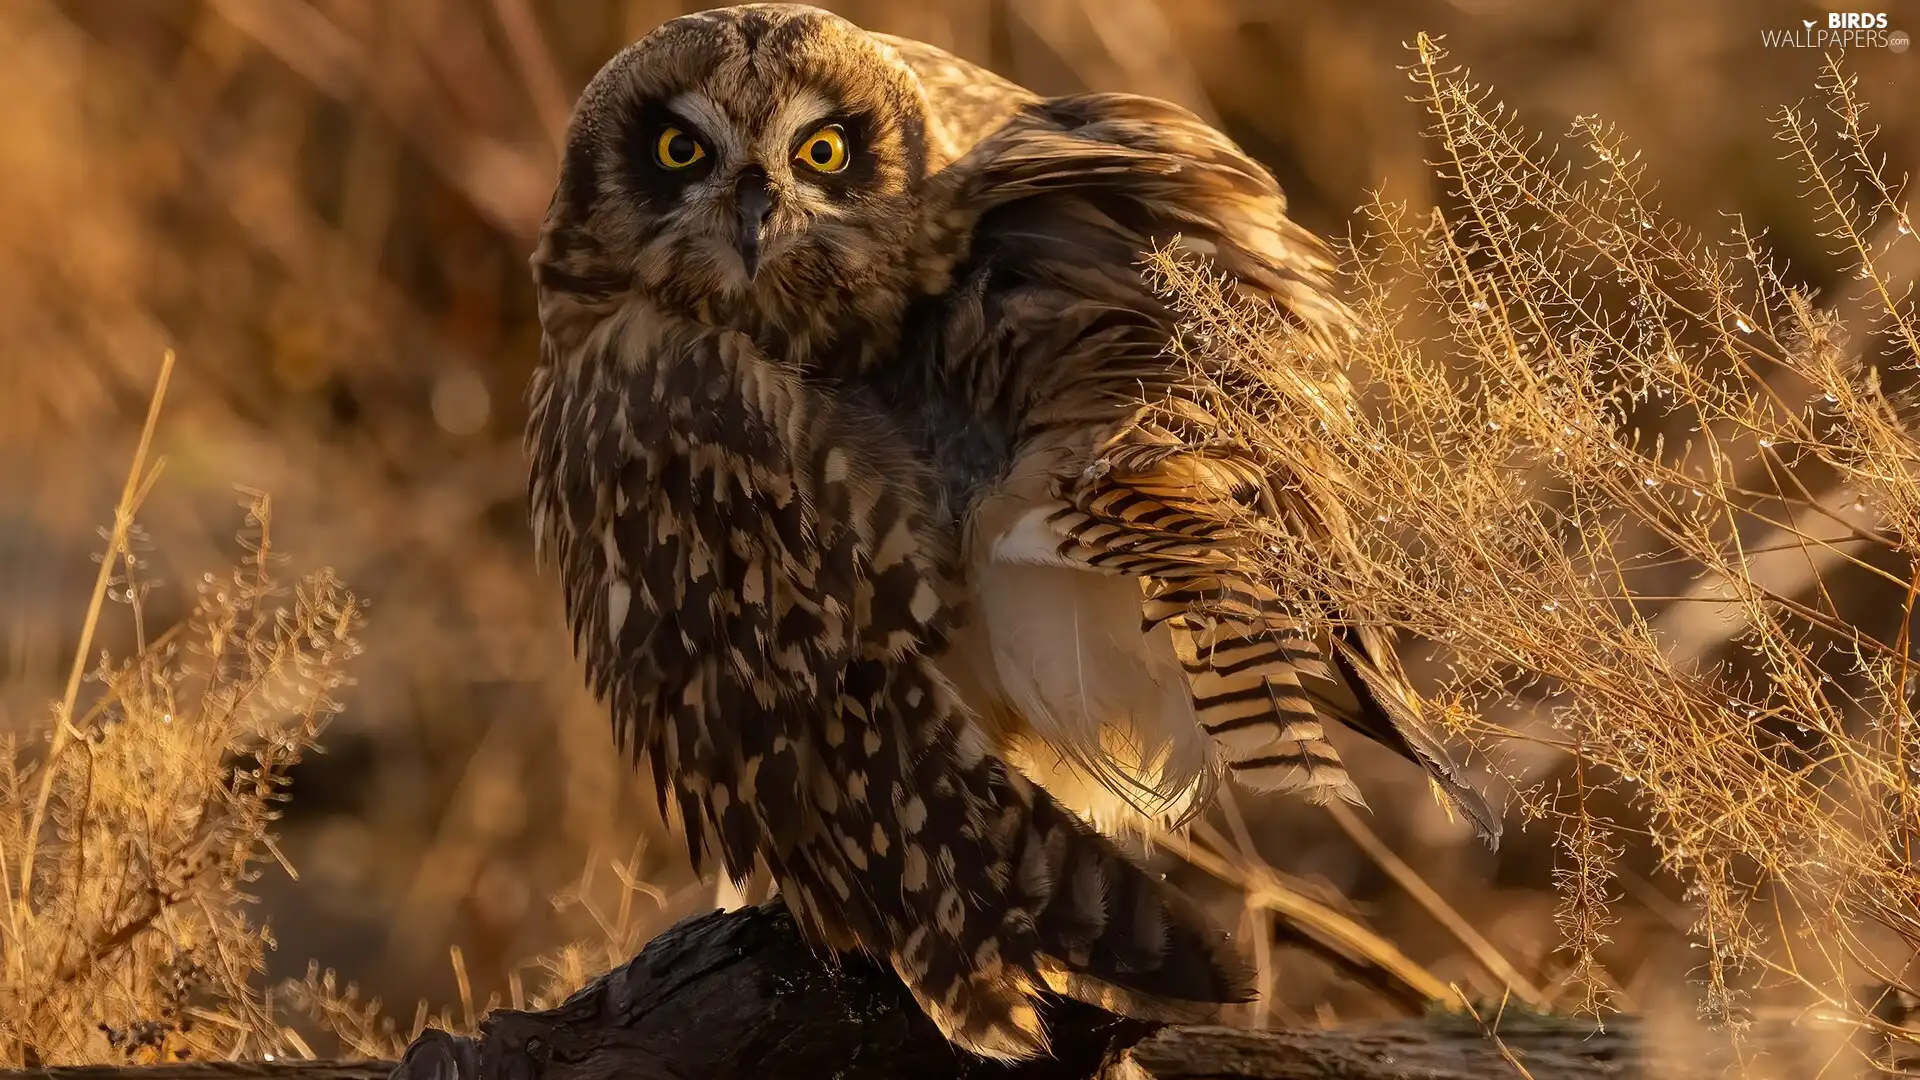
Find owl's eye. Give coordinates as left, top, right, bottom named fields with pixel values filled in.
left=794, top=125, right=849, bottom=173
left=655, top=127, right=706, bottom=169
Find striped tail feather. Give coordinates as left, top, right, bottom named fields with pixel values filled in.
left=1144, top=570, right=1502, bottom=847
left=1147, top=574, right=1367, bottom=806
left=1328, top=627, right=1503, bottom=846
left=1027, top=435, right=1502, bottom=847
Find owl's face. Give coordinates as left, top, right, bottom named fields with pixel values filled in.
left=537, top=5, right=935, bottom=350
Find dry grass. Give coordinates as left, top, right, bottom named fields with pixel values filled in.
left=1, top=0, right=1917, bottom=1076
left=1152, top=37, right=1919, bottom=1066
left=0, top=355, right=662, bottom=1065
left=0, top=356, right=368, bottom=1065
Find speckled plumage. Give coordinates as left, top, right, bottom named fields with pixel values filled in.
left=526, top=3, right=1497, bottom=1061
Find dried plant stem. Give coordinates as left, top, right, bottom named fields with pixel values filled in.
left=1324, top=801, right=1550, bottom=1009
left=1210, top=790, right=1277, bottom=1028
left=15, top=350, right=175, bottom=920
left=1451, top=989, right=1542, bottom=1080
left=1153, top=35, right=1919, bottom=1061
left=1157, top=828, right=1453, bottom=1006
left=487, top=0, right=570, bottom=153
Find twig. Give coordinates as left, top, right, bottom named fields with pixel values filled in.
left=1453, top=988, right=1542, bottom=1080
left=1324, top=800, right=1551, bottom=1009
left=1210, top=791, right=1276, bottom=1028
left=487, top=0, right=571, bottom=153
left=16, top=350, right=175, bottom=918
left=1157, top=827, right=1453, bottom=1009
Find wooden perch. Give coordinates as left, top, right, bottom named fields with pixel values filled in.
left=2, top=904, right=1882, bottom=1080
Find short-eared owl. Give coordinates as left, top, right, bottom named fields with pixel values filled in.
left=526, top=2, right=1498, bottom=1060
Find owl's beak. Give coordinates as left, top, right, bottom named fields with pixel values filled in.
left=733, top=168, right=773, bottom=278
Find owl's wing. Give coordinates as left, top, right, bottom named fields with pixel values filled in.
left=922, top=93, right=1501, bottom=845
left=1050, top=428, right=1501, bottom=845
left=871, top=33, right=1037, bottom=167
left=527, top=311, right=1249, bottom=1061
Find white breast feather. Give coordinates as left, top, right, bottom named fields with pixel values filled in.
left=966, top=515, right=1215, bottom=834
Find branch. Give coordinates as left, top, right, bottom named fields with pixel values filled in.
left=1, top=905, right=1887, bottom=1080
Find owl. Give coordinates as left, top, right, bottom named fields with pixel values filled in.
left=525, top=2, right=1499, bottom=1062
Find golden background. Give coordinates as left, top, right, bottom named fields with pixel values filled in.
left=1, top=0, right=1913, bottom=1031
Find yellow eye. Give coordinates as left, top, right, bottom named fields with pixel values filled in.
left=794, top=125, right=849, bottom=173
left=655, top=126, right=706, bottom=169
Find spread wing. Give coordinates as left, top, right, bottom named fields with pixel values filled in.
left=916, top=92, right=1501, bottom=845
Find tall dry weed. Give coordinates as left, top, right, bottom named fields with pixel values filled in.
left=1153, top=37, right=1918, bottom=1062
left=0, top=357, right=368, bottom=1066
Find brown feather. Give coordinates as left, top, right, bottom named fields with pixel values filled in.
left=530, top=8, right=1497, bottom=1066
left=917, top=89, right=1501, bottom=845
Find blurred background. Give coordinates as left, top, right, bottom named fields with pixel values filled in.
left=1, top=0, right=1915, bottom=1033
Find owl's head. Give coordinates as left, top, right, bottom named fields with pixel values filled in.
left=533, top=4, right=937, bottom=352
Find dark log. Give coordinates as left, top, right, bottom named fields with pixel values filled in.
left=1132, top=1019, right=1642, bottom=1079
left=392, top=901, right=1154, bottom=1080
left=2, top=904, right=1888, bottom=1080
left=0, top=1068, right=395, bottom=1080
